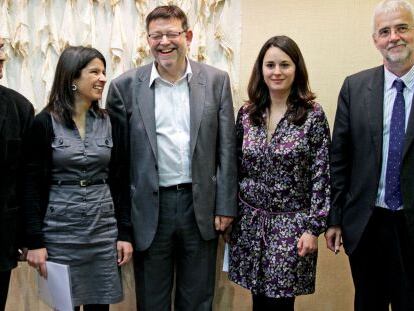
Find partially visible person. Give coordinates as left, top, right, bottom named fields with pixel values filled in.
left=0, top=37, right=34, bottom=311
left=325, top=0, right=414, bottom=309
left=229, top=35, right=331, bottom=311
left=24, top=46, right=133, bottom=311
left=106, top=5, right=237, bottom=310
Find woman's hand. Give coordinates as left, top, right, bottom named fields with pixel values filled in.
left=297, top=232, right=318, bottom=257
left=117, top=241, right=133, bottom=266
left=27, top=248, right=48, bottom=278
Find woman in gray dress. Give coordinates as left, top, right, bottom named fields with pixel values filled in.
left=24, top=46, right=133, bottom=311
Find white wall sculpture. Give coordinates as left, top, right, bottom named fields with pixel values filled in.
left=0, top=0, right=241, bottom=112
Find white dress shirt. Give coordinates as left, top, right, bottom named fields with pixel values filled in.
left=149, top=61, right=193, bottom=187
left=375, top=65, right=414, bottom=210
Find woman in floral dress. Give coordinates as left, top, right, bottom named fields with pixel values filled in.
left=229, top=36, right=331, bottom=310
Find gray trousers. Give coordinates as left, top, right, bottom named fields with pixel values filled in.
left=134, top=187, right=218, bottom=311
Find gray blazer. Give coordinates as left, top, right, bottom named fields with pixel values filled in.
left=328, top=65, right=414, bottom=254
left=106, top=60, right=237, bottom=251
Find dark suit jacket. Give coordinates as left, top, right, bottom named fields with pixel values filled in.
left=106, top=60, right=238, bottom=251
left=328, top=65, right=414, bottom=255
left=0, top=85, right=33, bottom=271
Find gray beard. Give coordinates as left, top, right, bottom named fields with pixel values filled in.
left=386, top=48, right=411, bottom=63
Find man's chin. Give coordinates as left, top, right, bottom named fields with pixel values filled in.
left=386, top=50, right=411, bottom=63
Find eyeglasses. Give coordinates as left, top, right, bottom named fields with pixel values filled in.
left=376, top=24, right=414, bottom=38
left=148, top=30, right=186, bottom=41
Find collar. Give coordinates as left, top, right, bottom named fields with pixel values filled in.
left=149, top=57, right=193, bottom=87
left=384, top=64, right=414, bottom=92
left=87, top=107, right=98, bottom=118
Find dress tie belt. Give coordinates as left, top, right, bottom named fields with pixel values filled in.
left=238, top=193, right=305, bottom=246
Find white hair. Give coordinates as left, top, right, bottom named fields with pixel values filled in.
left=372, top=0, right=414, bottom=34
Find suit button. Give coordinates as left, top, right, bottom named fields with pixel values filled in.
left=58, top=138, right=63, bottom=145
left=155, top=164, right=158, bottom=170
left=105, top=139, right=109, bottom=145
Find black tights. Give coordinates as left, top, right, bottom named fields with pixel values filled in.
left=252, top=294, right=295, bottom=311
left=74, top=304, right=109, bottom=311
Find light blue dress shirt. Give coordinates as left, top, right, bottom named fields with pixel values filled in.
left=375, top=65, right=414, bottom=210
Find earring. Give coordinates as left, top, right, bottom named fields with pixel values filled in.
left=71, top=84, right=77, bottom=91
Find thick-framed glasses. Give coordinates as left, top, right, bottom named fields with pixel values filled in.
left=148, top=30, right=186, bottom=41
left=376, top=24, right=414, bottom=38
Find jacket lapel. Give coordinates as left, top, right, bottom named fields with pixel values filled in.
left=403, top=95, right=414, bottom=158
left=189, top=61, right=206, bottom=157
left=136, top=67, right=157, bottom=160
left=0, top=87, right=8, bottom=136
left=366, top=66, right=385, bottom=167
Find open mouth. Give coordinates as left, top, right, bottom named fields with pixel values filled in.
left=93, top=85, right=104, bottom=90
left=158, top=48, right=175, bottom=55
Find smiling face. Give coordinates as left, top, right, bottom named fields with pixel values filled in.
left=373, top=7, right=414, bottom=70
left=73, top=57, right=106, bottom=105
left=0, top=38, right=5, bottom=80
left=147, top=17, right=192, bottom=80
left=262, top=46, right=296, bottom=97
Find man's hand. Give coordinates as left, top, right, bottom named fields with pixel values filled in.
left=324, top=225, right=342, bottom=254
left=117, top=241, right=133, bottom=266
left=215, top=215, right=234, bottom=232
left=27, top=248, right=48, bottom=278
left=297, top=232, right=318, bottom=257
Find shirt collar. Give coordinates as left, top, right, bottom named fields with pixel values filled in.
left=87, top=107, right=98, bottom=118
left=149, top=57, right=193, bottom=87
left=384, top=64, right=414, bottom=92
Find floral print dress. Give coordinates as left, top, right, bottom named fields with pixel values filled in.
left=229, top=102, right=331, bottom=298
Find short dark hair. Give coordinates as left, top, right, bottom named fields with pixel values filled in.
left=246, top=35, right=315, bottom=126
left=145, top=5, right=189, bottom=32
left=46, top=46, right=106, bottom=127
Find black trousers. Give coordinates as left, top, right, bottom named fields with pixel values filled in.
left=134, top=187, right=218, bottom=311
left=252, top=295, right=295, bottom=311
left=0, top=270, right=11, bottom=311
left=349, top=208, right=414, bottom=311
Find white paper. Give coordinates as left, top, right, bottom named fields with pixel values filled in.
left=37, top=261, right=73, bottom=311
left=222, top=242, right=229, bottom=272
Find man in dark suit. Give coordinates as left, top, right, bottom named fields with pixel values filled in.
left=0, top=37, right=34, bottom=310
left=106, top=5, right=237, bottom=310
left=325, top=0, right=414, bottom=310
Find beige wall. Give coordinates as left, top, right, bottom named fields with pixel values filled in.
left=6, top=1, right=391, bottom=310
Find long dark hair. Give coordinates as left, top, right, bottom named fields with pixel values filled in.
left=246, top=35, right=315, bottom=126
left=45, top=46, right=106, bottom=127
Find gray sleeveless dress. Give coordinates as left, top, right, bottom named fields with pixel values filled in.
left=42, top=110, right=122, bottom=306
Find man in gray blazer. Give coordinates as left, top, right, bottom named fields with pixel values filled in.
left=325, top=0, right=414, bottom=310
left=106, top=5, right=237, bottom=310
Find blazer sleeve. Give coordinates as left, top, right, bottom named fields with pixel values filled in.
left=23, top=112, right=52, bottom=249
left=15, top=95, right=34, bottom=248
left=106, top=81, right=132, bottom=243
left=214, top=73, right=238, bottom=217
left=328, top=77, right=352, bottom=227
